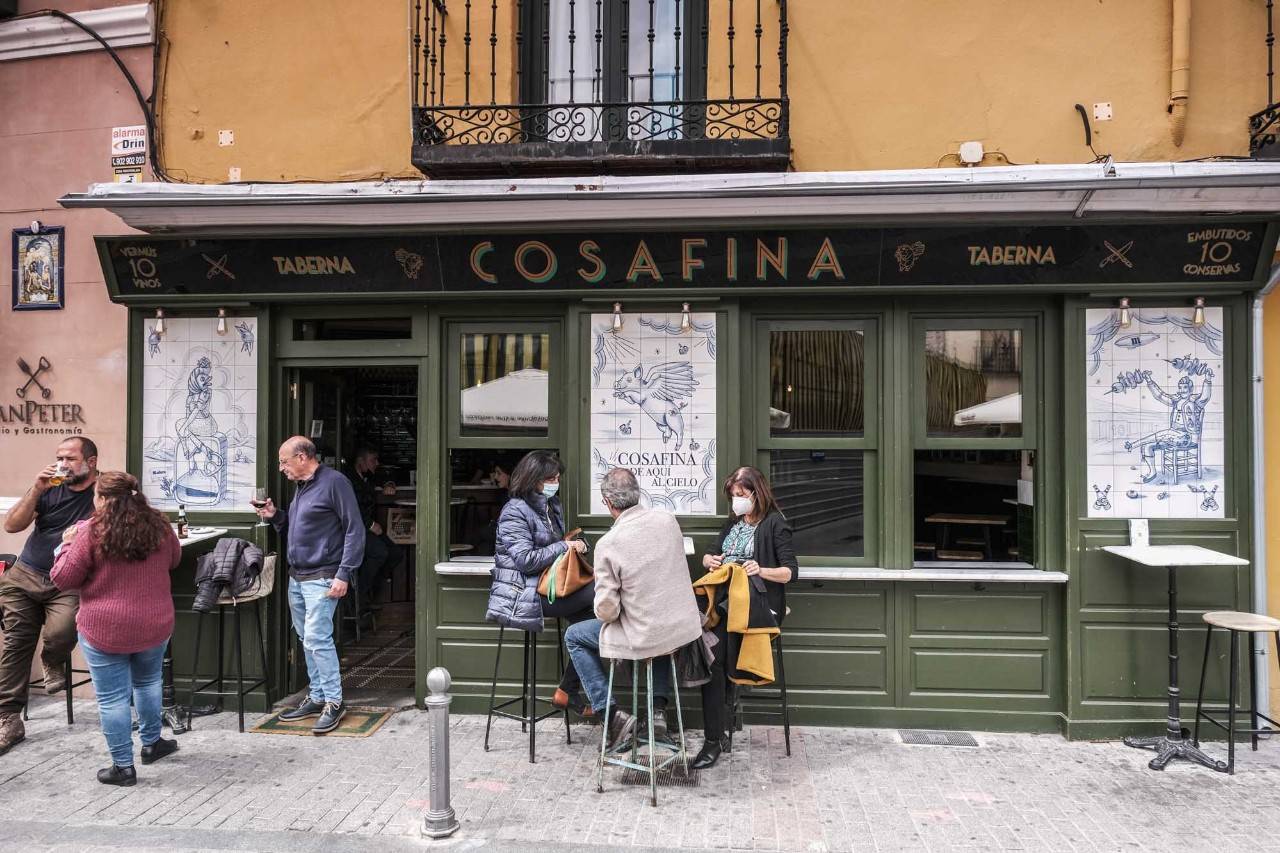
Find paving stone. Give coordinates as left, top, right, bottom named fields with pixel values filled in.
left=5, top=695, right=1280, bottom=851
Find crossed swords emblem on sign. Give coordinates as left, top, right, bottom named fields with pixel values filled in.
left=16, top=356, right=51, bottom=399
left=1098, top=240, right=1135, bottom=270
left=202, top=253, right=236, bottom=280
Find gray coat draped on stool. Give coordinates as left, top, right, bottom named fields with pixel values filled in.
left=486, top=493, right=568, bottom=632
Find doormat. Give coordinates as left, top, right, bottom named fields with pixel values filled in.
left=898, top=729, right=980, bottom=747
left=251, top=707, right=394, bottom=738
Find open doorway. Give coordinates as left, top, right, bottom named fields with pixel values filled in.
left=292, top=365, right=418, bottom=706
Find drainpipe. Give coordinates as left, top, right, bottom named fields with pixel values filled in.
left=1169, top=0, right=1191, bottom=146
left=1254, top=267, right=1279, bottom=719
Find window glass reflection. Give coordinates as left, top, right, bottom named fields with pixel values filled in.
left=925, top=329, right=1022, bottom=438
left=769, top=329, right=865, bottom=437
left=768, top=449, right=864, bottom=557
left=459, top=333, right=550, bottom=437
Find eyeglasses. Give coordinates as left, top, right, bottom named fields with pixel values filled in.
left=277, top=452, right=303, bottom=466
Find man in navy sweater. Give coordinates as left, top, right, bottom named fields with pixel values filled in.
left=256, top=436, right=364, bottom=734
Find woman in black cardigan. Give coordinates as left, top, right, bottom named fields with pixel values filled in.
left=692, top=466, right=798, bottom=769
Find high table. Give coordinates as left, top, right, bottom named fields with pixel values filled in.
left=1102, top=543, right=1250, bottom=771
left=164, top=526, right=228, bottom=733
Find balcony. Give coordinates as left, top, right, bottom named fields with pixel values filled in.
left=411, top=1, right=790, bottom=178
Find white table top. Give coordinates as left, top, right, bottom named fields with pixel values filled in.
left=0, top=496, right=19, bottom=515
left=175, top=526, right=228, bottom=547
left=1102, top=544, right=1249, bottom=567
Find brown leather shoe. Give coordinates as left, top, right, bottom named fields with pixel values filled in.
left=42, top=661, right=66, bottom=695
left=0, top=713, right=25, bottom=756
left=551, top=688, right=596, bottom=718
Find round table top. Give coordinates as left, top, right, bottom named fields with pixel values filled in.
left=1203, top=611, right=1280, bottom=632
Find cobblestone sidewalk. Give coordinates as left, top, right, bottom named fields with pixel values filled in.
left=3, top=694, right=1280, bottom=852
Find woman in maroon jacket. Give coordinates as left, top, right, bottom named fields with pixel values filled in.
left=52, top=471, right=182, bottom=787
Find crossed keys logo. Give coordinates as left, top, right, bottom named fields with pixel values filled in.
left=16, top=356, right=52, bottom=399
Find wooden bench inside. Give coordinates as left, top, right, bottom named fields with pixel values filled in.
left=935, top=549, right=985, bottom=561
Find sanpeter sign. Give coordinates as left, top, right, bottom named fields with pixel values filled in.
left=100, top=222, right=1269, bottom=298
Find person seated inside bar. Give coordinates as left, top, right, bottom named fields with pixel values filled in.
left=346, top=446, right=402, bottom=611
left=564, top=468, right=703, bottom=752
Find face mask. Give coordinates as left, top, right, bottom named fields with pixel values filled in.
left=542, top=482, right=559, bottom=498
left=731, top=495, right=753, bottom=516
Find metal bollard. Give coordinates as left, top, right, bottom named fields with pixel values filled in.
left=422, top=667, right=460, bottom=839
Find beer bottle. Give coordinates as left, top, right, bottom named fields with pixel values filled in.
left=176, top=504, right=189, bottom=539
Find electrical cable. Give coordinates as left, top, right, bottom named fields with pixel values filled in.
left=9, top=8, right=173, bottom=181
left=1073, top=103, right=1109, bottom=164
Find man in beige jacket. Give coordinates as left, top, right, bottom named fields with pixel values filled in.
left=564, top=468, right=702, bottom=751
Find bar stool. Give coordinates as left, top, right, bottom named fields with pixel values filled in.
left=187, top=556, right=275, bottom=733
left=23, top=658, right=92, bottom=725
left=1193, top=610, right=1280, bottom=774
left=0, top=554, right=91, bottom=725
left=727, top=608, right=791, bottom=757
left=483, top=619, right=571, bottom=763
left=597, top=654, right=688, bottom=808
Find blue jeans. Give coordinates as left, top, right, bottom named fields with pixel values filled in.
left=79, top=635, right=166, bottom=768
left=564, top=619, right=671, bottom=714
left=287, top=578, right=342, bottom=705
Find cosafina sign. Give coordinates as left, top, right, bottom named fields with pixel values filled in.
left=100, top=223, right=1268, bottom=298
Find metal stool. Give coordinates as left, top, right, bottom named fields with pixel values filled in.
left=186, top=556, right=275, bottom=733
left=727, top=611, right=791, bottom=757
left=22, top=658, right=92, bottom=725
left=483, top=619, right=571, bottom=763
left=1193, top=610, right=1280, bottom=774
left=0, top=554, right=91, bottom=725
left=597, top=655, right=687, bottom=807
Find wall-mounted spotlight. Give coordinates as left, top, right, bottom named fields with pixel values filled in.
left=1192, top=296, right=1206, bottom=326
left=154, top=307, right=166, bottom=337
left=679, top=302, right=692, bottom=332
left=1118, top=297, right=1132, bottom=328
left=611, top=302, right=623, bottom=333
left=216, top=307, right=228, bottom=335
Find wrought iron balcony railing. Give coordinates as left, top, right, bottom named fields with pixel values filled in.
left=412, top=1, right=790, bottom=177
left=1251, top=0, right=1280, bottom=158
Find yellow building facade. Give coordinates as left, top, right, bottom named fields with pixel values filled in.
left=62, top=0, right=1280, bottom=738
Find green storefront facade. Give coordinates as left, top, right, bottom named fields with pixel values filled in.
left=77, top=178, right=1278, bottom=739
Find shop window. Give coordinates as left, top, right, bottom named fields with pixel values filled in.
left=913, top=450, right=1034, bottom=565
left=458, top=332, right=551, bottom=437
left=756, top=319, right=877, bottom=565
left=770, top=329, right=864, bottom=437
left=447, top=323, right=560, bottom=561
left=914, top=319, right=1036, bottom=567
left=293, top=317, right=412, bottom=340
left=769, top=450, right=864, bottom=558
left=448, top=448, right=544, bottom=557
left=924, top=328, right=1022, bottom=438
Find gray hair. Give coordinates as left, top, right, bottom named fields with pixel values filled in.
left=283, top=436, right=317, bottom=459
left=600, top=468, right=640, bottom=511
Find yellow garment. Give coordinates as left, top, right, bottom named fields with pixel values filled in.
left=691, top=563, right=780, bottom=685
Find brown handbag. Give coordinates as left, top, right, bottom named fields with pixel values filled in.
left=537, top=528, right=594, bottom=602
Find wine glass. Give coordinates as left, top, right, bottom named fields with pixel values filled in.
left=251, top=487, right=270, bottom=527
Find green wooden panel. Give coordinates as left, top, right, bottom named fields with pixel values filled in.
left=780, top=646, right=890, bottom=694
left=785, top=586, right=889, bottom=635
left=911, top=592, right=1045, bottom=636
left=437, top=583, right=492, bottom=627
left=1080, top=624, right=1232, bottom=704
left=910, top=649, right=1048, bottom=695
left=1078, top=531, right=1245, bottom=611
